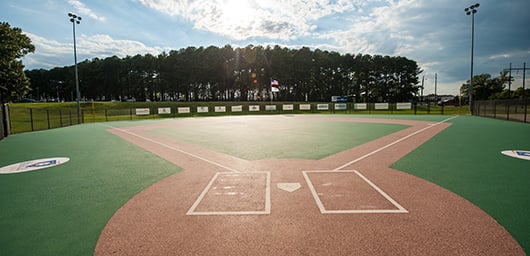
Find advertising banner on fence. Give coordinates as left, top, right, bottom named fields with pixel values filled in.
left=317, top=104, right=329, bottom=110
left=215, top=106, right=226, bottom=113
left=396, top=103, right=412, bottom=110
left=135, top=108, right=150, bottom=115
left=355, top=103, right=367, bottom=110
left=231, top=105, right=243, bottom=112
left=249, top=105, right=260, bottom=112
left=282, top=104, right=294, bottom=111
left=375, top=103, right=389, bottom=110
left=197, top=106, right=209, bottom=113
left=158, top=107, right=171, bottom=114
left=266, top=105, right=277, bottom=111
left=299, top=104, right=311, bottom=111
left=334, top=103, right=347, bottom=110
left=178, top=107, right=190, bottom=114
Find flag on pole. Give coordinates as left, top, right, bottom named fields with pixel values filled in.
left=271, top=79, right=279, bottom=92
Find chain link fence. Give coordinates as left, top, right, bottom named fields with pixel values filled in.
left=473, top=98, right=529, bottom=123
left=7, top=102, right=468, bottom=134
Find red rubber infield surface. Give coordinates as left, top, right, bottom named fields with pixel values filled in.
left=95, top=116, right=524, bottom=255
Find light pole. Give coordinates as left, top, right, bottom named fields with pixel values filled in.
left=465, top=3, right=479, bottom=114
left=68, top=12, right=82, bottom=123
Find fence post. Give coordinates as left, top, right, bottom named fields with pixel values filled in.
left=523, top=97, right=528, bottom=123
left=47, top=110, right=50, bottom=129
left=59, top=110, right=63, bottom=127
left=105, top=109, right=108, bottom=122
left=30, top=108, right=34, bottom=131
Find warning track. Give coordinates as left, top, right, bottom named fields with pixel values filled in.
left=95, top=116, right=524, bottom=256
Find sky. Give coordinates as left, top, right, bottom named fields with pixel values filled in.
left=1, top=0, right=529, bottom=95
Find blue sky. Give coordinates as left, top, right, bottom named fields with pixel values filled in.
left=1, top=0, right=529, bottom=95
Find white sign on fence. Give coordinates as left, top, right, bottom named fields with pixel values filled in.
left=266, top=105, right=277, bottom=111
left=197, top=106, right=209, bottom=113
left=396, top=102, right=412, bottom=110
left=249, top=105, right=260, bottom=112
left=317, top=104, right=329, bottom=110
left=215, top=106, right=226, bottom=112
left=355, top=103, right=367, bottom=110
left=178, top=107, right=190, bottom=114
left=375, top=103, right=389, bottom=110
left=334, top=103, right=347, bottom=110
left=299, top=104, right=311, bottom=111
left=135, top=108, right=150, bottom=115
left=231, top=105, right=243, bottom=112
left=158, top=107, right=171, bottom=114
left=282, top=104, right=294, bottom=111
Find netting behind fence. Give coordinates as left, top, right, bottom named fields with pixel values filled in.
left=474, top=99, right=529, bottom=123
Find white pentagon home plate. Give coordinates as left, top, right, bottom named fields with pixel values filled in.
left=0, top=157, right=70, bottom=174
left=277, top=182, right=301, bottom=192
left=501, top=150, right=530, bottom=161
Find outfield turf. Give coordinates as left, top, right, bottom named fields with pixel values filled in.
left=0, top=124, right=180, bottom=256
left=392, top=116, right=530, bottom=253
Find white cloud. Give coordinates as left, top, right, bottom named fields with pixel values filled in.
left=77, top=34, right=165, bottom=57
left=22, top=32, right=165, bottom=69
left=138, top=0, right=359, bottom=40
left=68, top=0, right=106, bottom=21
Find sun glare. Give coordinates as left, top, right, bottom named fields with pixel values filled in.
left=220, top=0, right=255, bottom=26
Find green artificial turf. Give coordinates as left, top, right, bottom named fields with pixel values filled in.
left=392, top=116, right=530, bottom=254
left=148, top=117, right=409, bottom=160
left=0, top=124, right=180, bottom=256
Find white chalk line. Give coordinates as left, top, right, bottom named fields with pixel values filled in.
left=186, top=172, right=271, bottom=216
left=303, top=170, right=408, bottom=214
left=99, top=123, right=240, bottom=173
left=333, top=115, right=458, bottom=171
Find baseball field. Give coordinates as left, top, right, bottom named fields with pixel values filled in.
left=0, top=114, right=529, bottom=255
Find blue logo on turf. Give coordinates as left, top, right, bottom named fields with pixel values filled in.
left=515, top=151, right=530, bottom=157
left=26, top=160, right=57, bottom=168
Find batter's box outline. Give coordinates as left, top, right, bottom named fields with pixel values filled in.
left=302, top=170, right=408, bottom=214
left=186, top=172, right=271, bottom=216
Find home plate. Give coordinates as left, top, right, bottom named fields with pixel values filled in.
left=277, top=183, right=301, bottom=192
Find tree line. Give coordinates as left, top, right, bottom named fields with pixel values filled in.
left=25, top=45, right=422, bottom=103
left=460, top=72, right=529, bottom=101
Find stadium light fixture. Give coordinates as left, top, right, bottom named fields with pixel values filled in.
left=68, top=12, right=82, bottom=123
left=465, top=3, right=479, bottom=114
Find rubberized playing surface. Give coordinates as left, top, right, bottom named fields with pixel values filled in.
left=1, top=115, right=529, bottom=255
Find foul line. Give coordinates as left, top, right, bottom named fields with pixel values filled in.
left=99, top=123, right=240, bottom=173
left=333, top=115, right=458, bottom=171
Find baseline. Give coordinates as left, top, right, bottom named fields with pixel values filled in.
left=333, top=115, right=458, bottom=171
left=100, top=123, right=240, bottom=173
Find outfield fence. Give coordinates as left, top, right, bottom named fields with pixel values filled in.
left=1, top=103, right=8, bottom=140
left=8, top=102, right=468, bottom=134
left=473, top=99, right=529, bottom=123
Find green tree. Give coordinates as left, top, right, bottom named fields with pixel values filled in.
left=460, top=72, right=508, bottom=101
left=0, top=22, right=35, bottom=102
